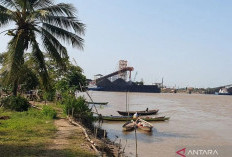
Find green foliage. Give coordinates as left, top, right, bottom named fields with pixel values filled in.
left=66, top=65, right=87, bottom=90
left=42, top=105, right=57, bottom=119
left=51, top=61, right=87, bottom=93
left=55, top=79, right=69, bottom=94
left=63, top=95, right=93, bottom=124
left=0, top=0, right=85, bottom=95
left=43, top=89, right=55, bottom=101
left=1, top=96, right=30, bottom=111
left=19, top=66, right=39, bottom=91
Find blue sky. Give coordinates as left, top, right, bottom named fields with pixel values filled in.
left=1, top=0, right=232, bottom=88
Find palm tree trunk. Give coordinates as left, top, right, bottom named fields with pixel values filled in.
left=13, top=80, right=18, bottom=96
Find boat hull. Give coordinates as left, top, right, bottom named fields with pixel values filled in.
left=87, top=102, right=108, bottom=105
left=136, top=119, right=153, bottom=132
left=122, top=121, right=135, bottom=131
left=95, top=116, right=169, bottom=121
left=137, top=126, right=153, bottom=132
left=117, top=109, right=159, bottom=116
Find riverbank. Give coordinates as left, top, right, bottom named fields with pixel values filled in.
left=34, top=102, right=121, bottom=156
left=0, top=102, right=121, bottom=156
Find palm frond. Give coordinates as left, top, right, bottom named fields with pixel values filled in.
left=39, top=15, right=85, bottom=35
left=0, top=0, right=17, bottom=9
left=5, top=30, right=25, bottom=82
left=42, top=31, right=66, bottom=69
left=32, top=0, right=53, bottom=9
left=0, top=5, right=14, bottom=26
left=42, top=23, right=84, bottom=49
left=0, top=4, right=13, bottom=12
left=31, top=38, right=49, bottom=90
left=40, top=26, right=68, bottom=58
left=0, top=13, right=13, bottom=26
left=12, top=0, right=25, bottom=10
left=38, top=3, right=76, bottom=17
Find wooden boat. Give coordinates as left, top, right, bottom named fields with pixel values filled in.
left=95, top=115, right=169, bottom=121
left=136, top=118, right=153, bottom=132
left=87, top=102, right=108, bottom=105
left=122, top=121, right=135, bottom=131
left=117, top=109, right=159, bottom=116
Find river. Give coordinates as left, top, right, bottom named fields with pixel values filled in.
left=85, top=91, right=232, bottom=157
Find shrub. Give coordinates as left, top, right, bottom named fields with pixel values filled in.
left=43, top=90, right=55, bottom=102
left=63, top=95, right=93, bottom=125
left=1, top=96, right=30, bottom=111
left=42, top=105, right=57, bottom=119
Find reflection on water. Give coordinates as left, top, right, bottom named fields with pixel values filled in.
left=88, top=92, right=232, bottom=157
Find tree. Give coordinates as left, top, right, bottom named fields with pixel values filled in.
left=0, top=0, right=85, bottom=95
left=53, top=61, right=87, bottom=93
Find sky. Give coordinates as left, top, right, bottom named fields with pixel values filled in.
left=0, top=0, right=232, bottom=88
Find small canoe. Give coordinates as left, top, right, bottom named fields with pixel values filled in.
left=96, top=115, right=169, bottom=121
left=122, top=121, right=135, bottom=131
left=117, top=109, right=159, bottom=116
left=87, top=102, right=108, bottom=105
left=136, top=118, right=153, bottom=132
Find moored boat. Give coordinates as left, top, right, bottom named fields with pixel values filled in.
left=95, top=115, right=169, bottom=121
left=117, top=109, right=159, bottom=116
left=87, top=101, right=108, bottom=105
left=122, top=120, right=136, bottom=131
left=136, top=118, right=153, bottom=132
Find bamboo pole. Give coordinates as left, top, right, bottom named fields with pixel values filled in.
left=79, top=83, right=99, bottom=114
left=134, top=124, right=138, bottom=157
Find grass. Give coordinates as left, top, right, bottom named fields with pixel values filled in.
left=0, top=106, right=96, bottom=157
left=33, top=101, right=67, bottom=118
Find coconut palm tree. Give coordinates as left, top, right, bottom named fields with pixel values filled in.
left=0, top=0, right=85, bottom=95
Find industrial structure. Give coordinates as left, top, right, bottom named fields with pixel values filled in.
left=89, top=60, right=160, bottom=93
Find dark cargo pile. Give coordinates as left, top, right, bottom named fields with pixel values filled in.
left=96, top=78, right=160, bottom=93
left=112, top=78, right=128, bottom=86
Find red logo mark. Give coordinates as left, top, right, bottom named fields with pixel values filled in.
left=176, top=148, right=186, bottom=157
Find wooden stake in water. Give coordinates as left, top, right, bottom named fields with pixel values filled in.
left=118, top=139, right=121, bottom=157
left=126, top=91, right=127, bottom=113
left=80, top=82, right=99, bottom=115
left=134, top=124, right=138, bottom=157
left=127, top=92, right=129, bottom=116
left=126, top=91, right=130, bottom=117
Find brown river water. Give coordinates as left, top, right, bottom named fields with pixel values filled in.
left=83, top=91, right=232, bottom=157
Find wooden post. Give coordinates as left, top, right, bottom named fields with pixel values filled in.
left=134, top=125, right=138, bottom=157
left=126, top=92, right=130, bottom=116
left=72, top=108, right=74, bottom=118
left=118, top=139, right=121, bottom=157
left=95, top=128, right=98, bottom=138
left=126, top=91, right=128, bottom=113
left=79, top=82, right=99, bottom=115
left=104, top=130, right=106, bottom=139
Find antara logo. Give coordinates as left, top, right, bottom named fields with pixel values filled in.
left=176, top=148, right=219, bottom=156
left=176, top=148, right=186, bottom=157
